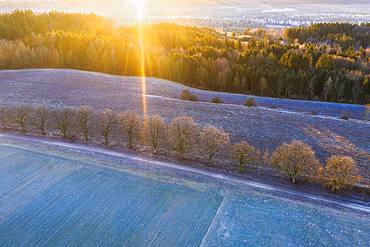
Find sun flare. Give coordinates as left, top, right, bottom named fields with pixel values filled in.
left=134, top=0, right=148, bottom=118
left=134, top=0, right=147, bottom=17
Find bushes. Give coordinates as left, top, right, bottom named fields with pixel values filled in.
left=200, top=125, right=230, bottom=164
left=245, top=98, right=257, bottom=107
left=311, top=110, right=319, bottom=116
left=270, top=141, right=321, bottom=184
left=180, top=90, right=198, bottom=101
left=321, top=156, right=362, bottom=192
left=212, top=97, right=224, bottom=104
left=232, top=142, right=259, bottom=173
left=340, top=111, right=351, bottom=120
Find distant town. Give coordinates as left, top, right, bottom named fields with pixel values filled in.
left=1, top=1, right=369, bottom=30
left=122, top=10, right=370, bottom=30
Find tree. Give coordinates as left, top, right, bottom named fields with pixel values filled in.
left=77, top=106, right=93, bottom=141
left=146, top=114, right=166, bottom=153
left=280, top=50, right=309, bottom=72
left=321, top=156, right=362, bottom=191
left=54, top=108, right=76, bottom=138
left=232, top=141, right=259, bottom=173
left=31, top=106, right=48, bottom=135
left=169, top=116, right=197, bottom=160
left=316, top=54, right=335, bottom=71
left=14, top=106, right=32, bottom=132
left=259, top=77, right=268, bottom=95
left=270, top=141, right=321, bottom=184
left=180, top=90, right=198, bottom=101
left=99, top=109, right=116, bottom=145
left=119, top=111, right=141, bottom=149
left=0, top=107, right=10, bottom=130
left=200, top=125, right=230, bottom=164
left=323, top=76, right=334, bottom=100
left=212, top=97, right=224, bottom=104
left=245, top=98, right=257, bottom=107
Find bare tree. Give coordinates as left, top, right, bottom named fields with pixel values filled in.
left=169, top=116, right=197, bottom=160
left=145, top=114, right=166, bottom=153
left=0, top=106, right=10, bottom=130
left=31, top=106, right=48, bottom=135
left=119, top=111, right=141, bottom=149
left=321, top=155, right=362, bottom=192
left=54, top=108, right=76, bottom=138
left=232, top=141, right=260, bottom=173
left=14, top=106, right=32, bottom=132
left=200, top=125, right=230, bottom=164
left=77, top=106, right=93, bottom=141
left=270, top=140, right=321, bottom=184
left=261, top=148, right=270, bottom=166
left=99, top=109, right=116, bottom=145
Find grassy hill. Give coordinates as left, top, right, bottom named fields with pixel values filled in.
left=1, top=69, right=369, bottom=183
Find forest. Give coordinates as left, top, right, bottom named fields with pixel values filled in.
left=0, top=10, right=369, bottom=104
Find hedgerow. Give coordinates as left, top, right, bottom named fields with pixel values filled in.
left=0, top=105, right=363, bottom=192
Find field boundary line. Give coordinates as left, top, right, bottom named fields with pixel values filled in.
left=200, top=197, right=226, bottom=247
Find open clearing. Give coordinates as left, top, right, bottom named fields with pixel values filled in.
left=0, top=136, right=369, bottom=246
left=0, top=69, right=369, bottom=183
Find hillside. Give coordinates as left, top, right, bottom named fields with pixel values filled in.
left=0, top=11, right=369, bottom=104
left=0, top=69, right=369, bottom=183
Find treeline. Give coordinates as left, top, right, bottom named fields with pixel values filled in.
left=0, top=10, right=114, bottom=39
left=0, top=104, right=364, bottom=192
left=285, top=23, right=370, bottom=50
left=0, top=11, right=369, bottom=103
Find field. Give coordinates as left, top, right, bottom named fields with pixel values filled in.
left=0, top=136, right=369, bottom=246
left=0, top=69, right=369, bottom=183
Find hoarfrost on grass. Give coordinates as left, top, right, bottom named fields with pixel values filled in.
left=0, top=69, right=369, bottom=182
left=0, top=140, right=369, bottom=246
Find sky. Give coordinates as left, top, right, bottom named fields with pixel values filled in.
left=2, top=0, right=369, bottom=10
left=1, top=0, right=369, bottom=25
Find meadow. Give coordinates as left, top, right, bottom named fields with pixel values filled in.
left=0, top=69, right=367, bottom=120
left=0, top=136, right=369, bottom=246
left=0, top=69, right=369, bottom=184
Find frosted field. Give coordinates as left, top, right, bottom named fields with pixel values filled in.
left=0, top=136, right=369, bottom=246
left=0, top=69, right=367, bottom=120
left=0, top=69, right=369, bottom=183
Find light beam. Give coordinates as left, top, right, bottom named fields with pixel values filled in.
left=135, top=0, right=148, bottom=118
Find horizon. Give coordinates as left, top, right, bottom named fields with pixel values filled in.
left=1, top=0, right=369, bottom=29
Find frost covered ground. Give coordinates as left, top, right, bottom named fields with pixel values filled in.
left=0, top=69, right=369, bottom=183
left=0, top=137, right=369, bottom=246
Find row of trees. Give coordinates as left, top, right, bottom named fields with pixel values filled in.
left=0, top=105, right=363, bottom=192
left=0, top=11, right=369, bottom=104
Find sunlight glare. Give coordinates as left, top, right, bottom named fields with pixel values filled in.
left=134, top=0, right=147, bottom=18
left=135, top=0, right=148, bottom=119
